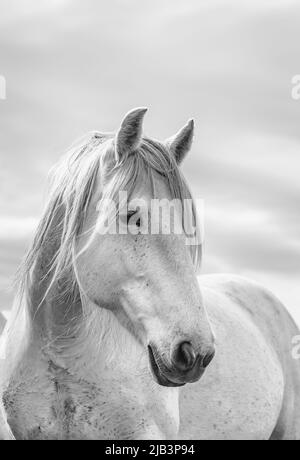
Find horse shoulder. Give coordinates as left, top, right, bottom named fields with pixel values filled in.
left=189, top=273, right=300, bottom=440
left=199, top=273, right=299, bottom=356
left=179, top=274, right=287, bottom=439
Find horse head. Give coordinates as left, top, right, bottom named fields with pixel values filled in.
left=75, top=108, right=215, bottom=387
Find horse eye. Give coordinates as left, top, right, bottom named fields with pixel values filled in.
left=127, top=210, right=138, bottom=225
left=127, top=211, right=141, bottom=229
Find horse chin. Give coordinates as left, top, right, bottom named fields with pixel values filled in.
left=147, top=345, right=186, bottom=388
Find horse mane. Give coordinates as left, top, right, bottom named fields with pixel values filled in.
left=10, top=131, right=202, bottom=336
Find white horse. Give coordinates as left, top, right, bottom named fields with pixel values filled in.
left=0, top=108, right=299, bottom=440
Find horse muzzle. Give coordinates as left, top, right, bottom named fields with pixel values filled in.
left=148, top=342, right=215, bottom=387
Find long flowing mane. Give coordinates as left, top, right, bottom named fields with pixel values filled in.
left=1, top=132, right=202, bottom=369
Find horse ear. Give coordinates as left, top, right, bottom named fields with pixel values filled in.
left=115, top=107, right=148, bottom=161
left=166, top=119, right=194, bottom=165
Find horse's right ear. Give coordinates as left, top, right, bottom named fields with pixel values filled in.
left=115, top=107, right=148, bottom=161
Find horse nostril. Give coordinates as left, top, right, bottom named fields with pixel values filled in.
left=173, top=341, right=197, bottom=371
left=202, top=349, right=215, bottom=368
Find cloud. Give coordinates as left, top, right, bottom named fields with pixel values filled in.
left=0, top=0, right=71, bottom=27
left=203, top=203, right=300, bottom=273
left=241, top=270, right=300, bottom=327
left=0, top=217, right=37, bottom=240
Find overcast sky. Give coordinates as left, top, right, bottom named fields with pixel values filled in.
left=0, top=0, right=299, bottom=323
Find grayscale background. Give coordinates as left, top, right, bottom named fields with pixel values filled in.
left=0, top=0, right=299, bottom=324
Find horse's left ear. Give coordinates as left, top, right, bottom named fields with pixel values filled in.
left=166, top=119, right=194, bottom=165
